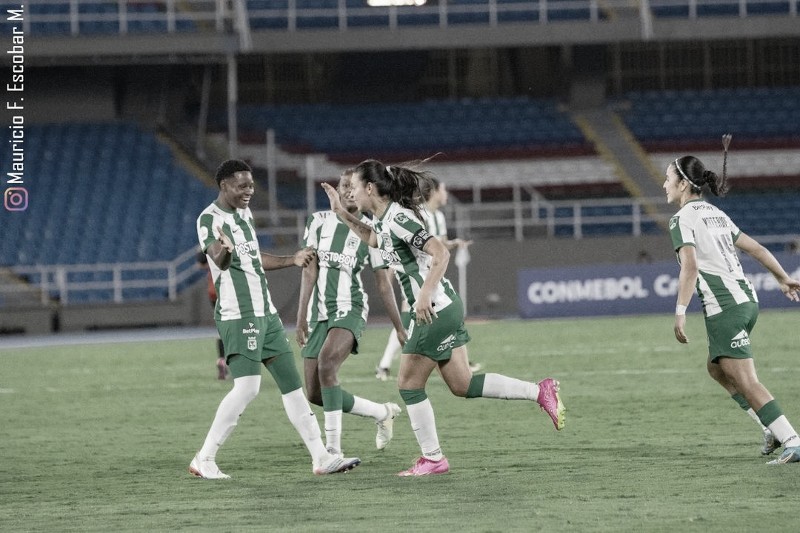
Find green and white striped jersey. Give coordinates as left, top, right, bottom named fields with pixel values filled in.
left=669, top=199, right=757, bottom=317
left=197, top=202, right=276, bottom=321
left=302, top=211, right=385, bottom=322
left=421, top=207, right=447, bottom=239
left=373, top=202, right=457, bottom=312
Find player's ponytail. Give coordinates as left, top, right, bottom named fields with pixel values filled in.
left=675, top=151, right=728, bottom=198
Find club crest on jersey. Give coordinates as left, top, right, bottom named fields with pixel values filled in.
left=247, top=336, right=257, bottom=351
left=346, top=236, right=359, bottom=249
left=394, top=213, right=409, bottom=224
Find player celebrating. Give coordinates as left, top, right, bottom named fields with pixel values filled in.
left=375, top=175, right=479, bottom=380
left=297, top=169, right=406, bottom=456
left=190, top=159, right=360, bottom=479
left=321, top=159, right=565, bottom=476
left=665, top=135, right=800, bottom=464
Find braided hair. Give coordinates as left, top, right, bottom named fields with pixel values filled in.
left=673, top=134, right=732, bottom=197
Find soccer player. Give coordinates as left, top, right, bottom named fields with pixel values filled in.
left=189, top=159, right=361, bottom=479
left=297, top=169, right=406, bottom=456
left=374, top=176, right=480, bottom=380
left=321, top=159, right=565, bottom=476
left=664, top=135, right=800, bottom=464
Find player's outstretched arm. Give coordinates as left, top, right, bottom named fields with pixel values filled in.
left=261, top=247, right=316, bottom=270
left=735, top=233, right=800, bottom=302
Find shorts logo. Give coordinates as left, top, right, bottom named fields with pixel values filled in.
left=242, top=322, right=260, bottom=335
left=247, top=336, right=257, bottom=351
left=730, top=330, right=751, bottom=349
left=335, top=308, right=348, bottom=321
left=436, top=334, right=456, bottom=352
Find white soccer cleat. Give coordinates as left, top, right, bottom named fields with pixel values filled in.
left=313, top=454, right=361, bottom=475
left=189, top=454, right=231, bottom=480
left=767, top=446, right=800, bottom=465
left=376, top=402, right=402, bottom=450
left=761, top=429, right=780, bottom=456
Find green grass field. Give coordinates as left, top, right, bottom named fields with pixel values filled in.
left=1, top=311, right=799, bottom=532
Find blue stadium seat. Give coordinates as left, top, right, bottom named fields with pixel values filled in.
left=0, top=122, right=217, bottom=289
left=226, top=97, right=588, bottom=158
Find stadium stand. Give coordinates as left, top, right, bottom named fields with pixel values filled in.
left=0, top=122, right=214, bottom=303
left=229, top=97, right=591, bottom=162
left=618, top=87, right=800, bottom=151
left=621, top=88, right=800, bottom=241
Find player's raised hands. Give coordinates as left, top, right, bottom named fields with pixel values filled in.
left=321, top=182, right=342, bottom=213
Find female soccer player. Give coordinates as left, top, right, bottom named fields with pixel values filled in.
left=190, top=159, right=361, bottom=479
left=321, top=159, right=565, bottom=476
left=297, top=169, right=406, bottom=456
left=664, top=136, right=800, bottom=464
left=374, top=175, right=478, bottom=380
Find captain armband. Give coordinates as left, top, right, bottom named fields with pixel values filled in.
left=410, top=229, right=432, bottom=251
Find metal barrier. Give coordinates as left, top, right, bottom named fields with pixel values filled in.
left=4, top=246, right=201, bottom=307
left=2, top=199, right=796, bottom=308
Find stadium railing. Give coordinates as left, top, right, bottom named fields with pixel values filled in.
left=3, top=0, right=796, bottom=36
left=2, top=195, right=796, bottom=308
left=4, top=246, right=201, bottom=307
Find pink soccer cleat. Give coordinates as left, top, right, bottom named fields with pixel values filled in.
left=397, top=456, right=450, bottom=477
left=537, top=378, right=566, bottom=430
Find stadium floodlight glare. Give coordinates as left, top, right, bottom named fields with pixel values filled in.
left=367, top=0, right=426, bottom=5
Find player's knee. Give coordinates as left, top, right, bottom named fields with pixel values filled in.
left=317, top=356, right=340, bottom=382
left=447, top=380, right=469, bottom=397
left=306, top=391, right=323, bottom=406
left=234, top=381, right=260, bottom=404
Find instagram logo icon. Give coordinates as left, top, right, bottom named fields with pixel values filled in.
left=4, top=187, right=28, bottom=211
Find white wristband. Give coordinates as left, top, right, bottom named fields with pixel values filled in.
left=675, top=304, right=687, bottom=316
